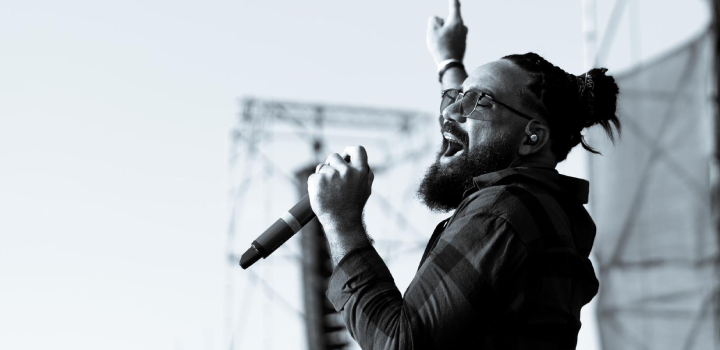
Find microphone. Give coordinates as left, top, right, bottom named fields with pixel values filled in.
left=240, top=194, right=316, bottom=269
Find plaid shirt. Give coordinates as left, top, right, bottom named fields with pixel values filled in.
left=326, top=167, right=599, bottom=349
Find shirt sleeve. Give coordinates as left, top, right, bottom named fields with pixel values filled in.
left=325, top=212, right=530, bottom=349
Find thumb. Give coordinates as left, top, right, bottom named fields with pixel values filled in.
left=447, top=0, right=462, bottom=23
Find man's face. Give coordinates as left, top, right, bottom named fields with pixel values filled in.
left=418, top=59, right=539, bottom=212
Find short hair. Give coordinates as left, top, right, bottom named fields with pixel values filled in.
left=503, top=52, right=621, bottom=162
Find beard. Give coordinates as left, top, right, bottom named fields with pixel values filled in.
left=417, top=124, right=517, bottom=212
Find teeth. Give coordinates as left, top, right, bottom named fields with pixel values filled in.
left=443, top=132, right=457, bottom=141
left=443, top=132, right=463, bottom=146
left=442, top=132, right=465, bottom=158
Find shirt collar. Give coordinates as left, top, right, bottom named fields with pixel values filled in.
left=465, top=167, right=590, bottom=204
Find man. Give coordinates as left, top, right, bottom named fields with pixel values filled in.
left=307, top=1, right=620, bottom=348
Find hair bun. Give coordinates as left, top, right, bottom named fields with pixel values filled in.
left=576, top=68, right=621, bottom=146
left=503, top=52, right=622, bottom=160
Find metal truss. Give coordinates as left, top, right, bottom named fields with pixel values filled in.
left=225, top=97, right=438, bottom=350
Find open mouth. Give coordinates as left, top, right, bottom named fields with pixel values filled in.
left=440, top=132, right=466, bottom=163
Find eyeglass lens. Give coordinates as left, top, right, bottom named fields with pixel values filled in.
left=440, top=90, right=482, bottom=116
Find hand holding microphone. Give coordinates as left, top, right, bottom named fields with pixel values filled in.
left=240, top=146, right=374, bottom=269
left=307, top=146, right=374, bottom=234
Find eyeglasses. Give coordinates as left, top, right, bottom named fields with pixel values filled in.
left=440, top=88, right=536, bottom=121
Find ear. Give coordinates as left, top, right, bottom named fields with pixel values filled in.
left=518, top=120, right=550, bottom=156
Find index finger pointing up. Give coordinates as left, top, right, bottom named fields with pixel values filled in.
left=448, top=0, right=463, bottom=23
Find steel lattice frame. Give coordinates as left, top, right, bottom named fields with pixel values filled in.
left=588, top=29, right=720, bottom=350
left=225, top=97, right=442, bottom=350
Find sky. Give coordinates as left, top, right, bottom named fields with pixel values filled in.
left=0, top=1, right=710, bottom=349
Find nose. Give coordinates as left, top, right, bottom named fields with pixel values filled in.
left=441, top=100, right=466, bottom=124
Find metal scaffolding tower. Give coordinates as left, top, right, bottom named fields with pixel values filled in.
left=588, top=23, right=720, bottom=350
left=225, top=97, right=440, bottom=350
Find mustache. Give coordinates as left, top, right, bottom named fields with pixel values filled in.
left=441, top=122, right=469, bottom=147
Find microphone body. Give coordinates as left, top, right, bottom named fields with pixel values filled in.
left=240, top=194, right=316, bottom=269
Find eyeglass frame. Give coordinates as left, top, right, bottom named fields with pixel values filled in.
left=440, top=88, right=538, bottom=122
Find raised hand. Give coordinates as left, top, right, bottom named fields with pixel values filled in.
left=427, top=0, right=468, bottom=65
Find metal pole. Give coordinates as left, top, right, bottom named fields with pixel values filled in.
left=594, top=0, right=629, bottom=67
left=296, top=164, right=351, bottom=350
left=581, top=3, right=602, bottom=350
left=224, top=100, right=253, bottom=350
left=712, top=1, right=720, bottom=345
left=297, top=164, right=325, bottom=350
left=582, top=0, right=597, bottom=72
left=298, top=108, right=351, bottom=349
